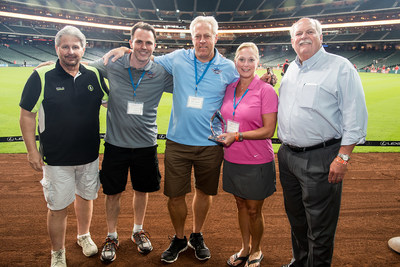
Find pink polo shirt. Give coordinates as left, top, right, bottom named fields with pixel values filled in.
left=220, top=75, right=278, bottom=164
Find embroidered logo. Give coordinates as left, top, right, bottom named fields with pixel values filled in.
left=88, top=85, right=94, bottom=91
left=212, top=67, right=222, bottom=74
left=56, top=87, right=65, bottom=91
left=146, top=71, right=155, bottom=79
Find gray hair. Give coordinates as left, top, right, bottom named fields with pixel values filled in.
left=190, top=16, right=218, bottom=37
left=290, top=18, right=322, bottom=38
left=55, top=26, right=86, bottom=48
left=235, top=42, right=259, bottom=61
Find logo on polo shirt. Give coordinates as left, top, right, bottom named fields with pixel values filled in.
left=88, top=85, right=94, bottom=91
left=56, top=87, right=65, bottom=91
left=146, top=71, right=155, bottom=78
left=212, top=67, right=222, bottom=74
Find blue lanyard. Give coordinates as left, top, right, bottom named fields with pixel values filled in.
left=194, top=55, right=213, bottom=96
left=128, top=68, right=146, bottom=97
left=233, top=87, right=249, bottom=119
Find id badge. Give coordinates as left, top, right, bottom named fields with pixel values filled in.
left=187, top=96, right=204, bottom=109
left=227, top=120, right=240, bottom=133
left=127, top=101, right=144, bottom=115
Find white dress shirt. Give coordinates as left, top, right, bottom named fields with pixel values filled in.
left=278, top=47, right=368, bottom=147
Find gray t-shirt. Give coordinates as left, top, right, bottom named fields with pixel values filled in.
left=91, top=54, right=173, bottom=148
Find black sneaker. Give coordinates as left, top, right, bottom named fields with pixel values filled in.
left=188, top=232, right=211, bottom=261
left=161, top=235, right=188, bottom=263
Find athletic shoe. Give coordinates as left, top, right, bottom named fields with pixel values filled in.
left=388, top=236, right=400, bottom=253
left=77, top=234, right=98, bottom=257
left=132, top=230, right=153, bottom=254
left=51, top=248, right=66, bottom=267
left=188, top=232, right=211, bottom=261
left=161, top=235, right=188, bottom=263
left=100, top=236, right=119, bottom=262
left=282, top=263, right=294, bottom=267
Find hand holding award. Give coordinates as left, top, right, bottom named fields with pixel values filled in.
left=208, top=110, right=226, bottom=144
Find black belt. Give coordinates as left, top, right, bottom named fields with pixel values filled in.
left=285, top=138, right=341, bottom=153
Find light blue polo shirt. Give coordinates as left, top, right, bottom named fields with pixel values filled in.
left=155, top=49, right=238, bottom=146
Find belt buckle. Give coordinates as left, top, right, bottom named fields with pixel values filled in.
left=287, top=144, right=305, bottom=152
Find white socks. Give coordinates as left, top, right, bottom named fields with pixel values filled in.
left=133, top=224, right=143, bottom=233
left=107, top=232, right=118, bottom=239
left=77, top=232, right=90, bottom=239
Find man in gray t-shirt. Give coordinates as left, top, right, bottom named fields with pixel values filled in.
left=93, top=22, right=173, bottom=263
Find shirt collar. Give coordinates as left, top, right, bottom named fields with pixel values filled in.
left=123, top=53, right=153, bottom=71
left=295, top=46, right=325, bottom=69
left=55, top=59, right=86, bottom=76
left=232, top=74, right=260, bottom=90
left=189, top=48, right=220, bottom=65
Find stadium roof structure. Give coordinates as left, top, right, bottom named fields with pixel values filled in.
left=1, top=0, right=399, bottom=23
left=0, top=0, right=400, bottom=47
left=1, top=0, right=400, bottom=68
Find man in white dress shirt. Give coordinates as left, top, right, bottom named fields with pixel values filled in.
left=277, top=17, right=368, bottom=267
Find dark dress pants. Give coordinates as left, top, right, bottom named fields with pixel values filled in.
left=278, top=142, right=342, bottom=267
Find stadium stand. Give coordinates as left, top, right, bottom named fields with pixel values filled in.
left=384, top=30, right=400, bottom=41
left=293, top=5, right=324, bottom=17
left=329, top=33, right=361, bottom=42
left=6, top=25, right=40, bottom=35
left=0, top=44, right=33, bottom=65
left=0, top=23, right=13, bottom=33
left=350, top=50, right=395, bottom=69
left=357, top=0, right=398, bottom=11
left=357, top=31, right=389, bottom=41
left=384, top=51, right=400, bottom=68
left=0, top=0, right=398, bottom=69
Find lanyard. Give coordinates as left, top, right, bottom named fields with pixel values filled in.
left=128, top=68, right=146, bottom=97
left=194, top=56, right=212, bottom=96
left=233, top=87, right=249, bottom=119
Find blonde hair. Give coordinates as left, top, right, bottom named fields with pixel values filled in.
left=235, top=42, right=259, bottom=61
left=190, top=16, right=218, bottom=37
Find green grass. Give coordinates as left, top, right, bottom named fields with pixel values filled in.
left=1, top=67, right=399, bottom=153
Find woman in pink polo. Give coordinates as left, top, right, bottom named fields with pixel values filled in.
left=218, top=42, right=278, bottom=267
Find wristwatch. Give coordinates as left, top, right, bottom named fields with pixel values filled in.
left=337, top=153, right=350, bottom=162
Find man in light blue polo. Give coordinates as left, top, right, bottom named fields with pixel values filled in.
left=155, top=16, right=238, bottom=263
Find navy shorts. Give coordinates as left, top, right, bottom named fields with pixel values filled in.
left=100, top=142, right=161, bottom=195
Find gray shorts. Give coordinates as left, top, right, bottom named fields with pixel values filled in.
left=222, top=160, right=276, bottom=200
left=41, top=158, right=100, bottom=210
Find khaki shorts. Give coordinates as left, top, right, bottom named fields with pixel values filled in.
left=164, top=140, right=223, bottom=197
left=41, top=158, right=100, bottom=211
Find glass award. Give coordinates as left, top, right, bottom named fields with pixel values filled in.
left=208, top=110, right=226, bottom=143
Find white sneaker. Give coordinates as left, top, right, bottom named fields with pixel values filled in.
left=77, top=234, right=98, bottom=257
left=388, top=236, right=400, bottom=253
left=51, top=249, right=66, bottom=267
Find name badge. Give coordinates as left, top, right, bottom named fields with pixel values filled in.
left=227, top=120, right=240, bottom=133
left=127, top=101, right=144, bottom=115
left=187, top=96, right=204, bottom=109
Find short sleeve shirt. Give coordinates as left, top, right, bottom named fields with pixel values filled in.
left=91, top=54, right=173, bottom=148
left=19, top=60, right=109, bottom=165
left=155, top=49, right=238, bottom=146
left=220, top=75, right=278, bottom=164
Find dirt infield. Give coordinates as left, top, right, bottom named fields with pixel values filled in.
left=0, top=153, right=399, bottom=266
